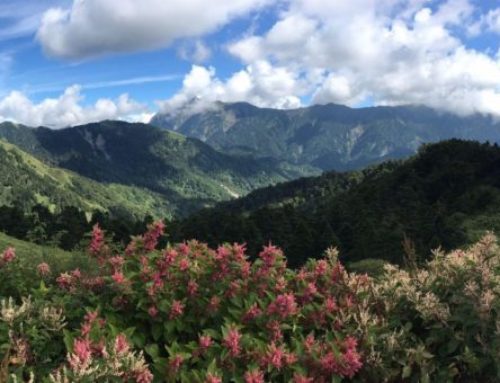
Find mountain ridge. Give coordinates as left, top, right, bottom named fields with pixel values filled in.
left=151, top=102, right=500, bottom=171
left=0, top=120, right=317, bottom=217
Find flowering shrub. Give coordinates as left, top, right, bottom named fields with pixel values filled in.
left=0, top=222, right=498, bottom=382
left=0, top=296, right=66, bottom=380
left=367, top=233, right=500, bottom=382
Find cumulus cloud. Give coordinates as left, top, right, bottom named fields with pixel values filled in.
left=157, top=62, right=304, bottom=114
left=0, top=85, right=149, bottom=128
left=221, top=0, right=500, bottom=116
left=36, top=0, right=272, bottom=59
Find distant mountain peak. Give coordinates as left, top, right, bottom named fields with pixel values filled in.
left=150, top=102, right=500, bottom=172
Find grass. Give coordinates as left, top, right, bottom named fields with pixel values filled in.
left=0, top=232, right=93, bottom=297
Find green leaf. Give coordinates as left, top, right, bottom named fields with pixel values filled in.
left=402, top=365, right=412, bottom=378
left=63, top=330, right=74, bottom=352
left=145, top=344, right=160, bottom=359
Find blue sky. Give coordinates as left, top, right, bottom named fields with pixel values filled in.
left=0, top=0, right=499, bottom=127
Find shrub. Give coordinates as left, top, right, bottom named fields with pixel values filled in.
left=0, top=223, right=498, bottom=382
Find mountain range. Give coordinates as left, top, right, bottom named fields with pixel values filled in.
left=152, top=102, right=500, bottom=171
left=1, top=102, right=500, bottom=223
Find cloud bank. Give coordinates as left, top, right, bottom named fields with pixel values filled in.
left=37, top=0, right=271, bottom=59
left=162, top=0, right=500, bottom=117
left=0, top=86, right=150, bottom=128
left=1, top=0, right=498, bottom=127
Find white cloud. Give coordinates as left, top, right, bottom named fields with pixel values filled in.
left=223, top=0, right=500, bottom=116
left=485, top=8, right=500, bottom=34
left=177, top=40, right=212, bottom=63
left=37, top=0, right=272, bottom=59
left=0, top=86, right=148, bottom=128
left=158, top=62, right=304, bottom=114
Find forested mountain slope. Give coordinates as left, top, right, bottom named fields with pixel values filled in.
left=152, top=102, right=500, bottom=171
left=170, top=140, right=500, bottom=266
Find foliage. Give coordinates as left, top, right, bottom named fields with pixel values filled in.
left=0, top=139, right=173, bottom=218
left=0, top=204, right=152, bottom=251
left=170, top=140, right=500, bottom=266
left=0, top=223, right=498, bottom=382
left=0, top=121, right=313, bottom=218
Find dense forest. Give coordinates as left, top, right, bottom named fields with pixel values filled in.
left=2, top=139, right=500, bottom=268
left=169, top=140, right=500, bottom=266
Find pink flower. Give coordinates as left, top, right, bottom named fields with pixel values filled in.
left=109, top=255, right=125, bottom=271
left=223, top=327, right=242, bottom=357
left=258, top=244, right=281, bottom=267
left=285, top=352, right=297, bottom=365
left=242, top=303, right=262, bottom=322
left=244, top=369, right=265, bottom=383
left=179, top=258, right=190, bottom=271
left=84, top=310, right=99, bottom=324
left=2, top=247, right=15, bottom=263
left=143, top=220, right=165, bottom=252
left=267, top=320, right=283, bottom=342
left=199, top=335, right=213, bottom=349
left=267, top=293, right=297, bottom=319
left=169, top=300, right=185, bottom=320
left=293, top=373, right=314, bottom=383
left=274, top=276, right=287, bottom=292
left=37, top=262, right=51, bottom=276
left=163, top=249, right=178, bottom=265
left=205, top=373, right=222, bottom=383
left=344, top=336, right=358, bottom=350
left=314, top=260, right=328, bottom=277
left=80, top=323, right=92, bottom=337
left=71, top=268, right=82, bottom=279
left=89, top=224, right=104, bottom=255
left=187, top=280, right=198, bottom=296
left=178, top=242, right=190, bottom=255
left=324, top=297, right=337, bottom=313
left=169, top=354, right=183, bottom=372
left=134, top=367, right=154, bottom=383
left=320, top=351, right=337, bottom=373
left=263, top=342, right=285, bottom=370
left=114, top=334, right=130, bottom=355
left=303, top=334, right=315, bottom=353
left=125, top=239, right=137, bottom=257
left=216, top=245, right=231, bottom=261
left=341, top=348, right=363, bottom=378
left=69, top=338, right=92, bottom=369
left=208, top=296, right=220, bottom=313
left=56, top=272, right=73, bottom=290
left=112, top=271, right=126, bottom=284
left=148, top=305, right=158, bottom=318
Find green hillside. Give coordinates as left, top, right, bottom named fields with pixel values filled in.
left=0, top=121, right=317, bottom=216
left=170, top=140, right=500, bottom=266
left=0, top=139, right=173, bottom=217
left=0, top=231, right=92, bottom=298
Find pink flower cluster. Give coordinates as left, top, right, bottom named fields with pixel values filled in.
left=0, top=246, right=15, bottom=268
left=50, top=223, right=366, bottom=381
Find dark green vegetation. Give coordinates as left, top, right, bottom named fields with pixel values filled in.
left=152, top=102, right=500, bottom=171
left=169, top=140, right=500, bottom=267
left=0, top=203, right=151, bottom=251
left=0, top=121, right=314, bottom=217
left=0, top=139, right=172, bottom=218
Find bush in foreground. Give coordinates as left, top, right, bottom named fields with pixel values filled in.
left=0, top=223, right=498, bottom=382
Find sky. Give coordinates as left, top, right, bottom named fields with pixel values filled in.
left=0, top=0, right=499, bottom=128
